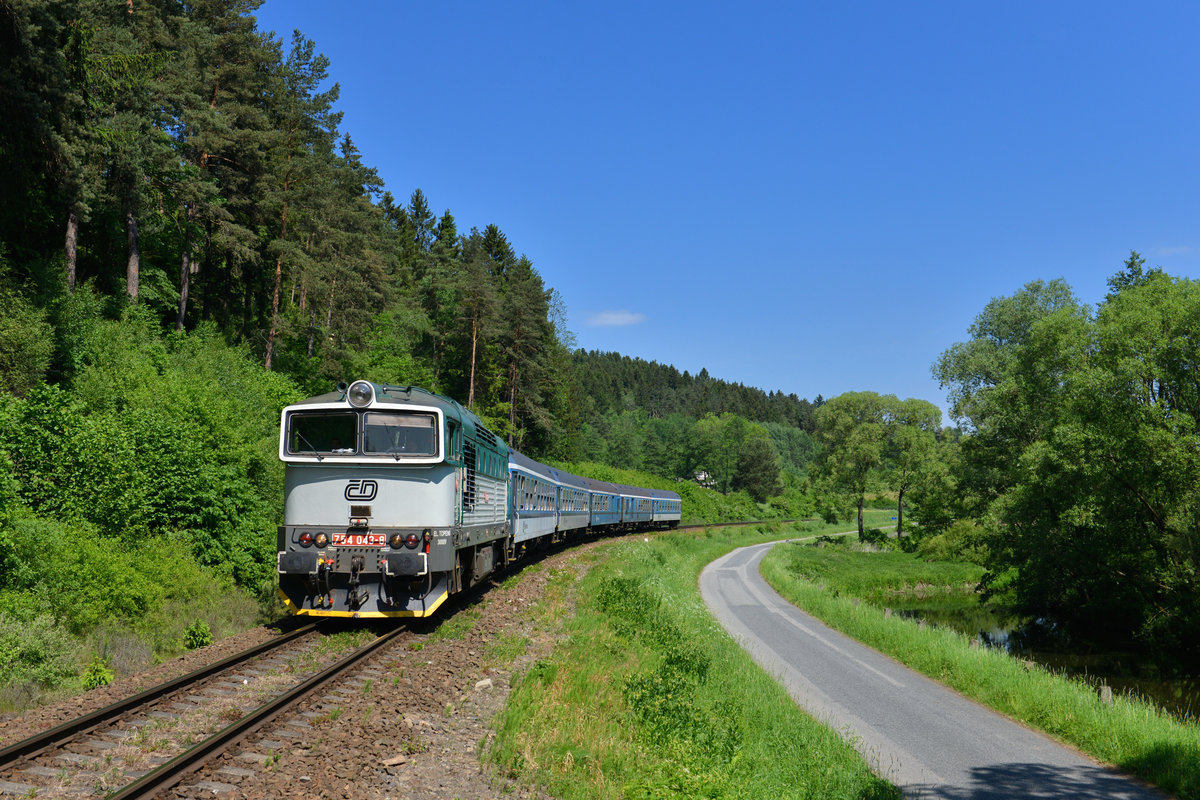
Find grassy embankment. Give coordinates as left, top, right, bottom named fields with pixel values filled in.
left=488, top=519, right=901, bottom=800
left=760, top=541, right=1200, bottom=800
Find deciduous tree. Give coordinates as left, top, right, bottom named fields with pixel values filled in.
left=814, top=392, right=890, bottom=537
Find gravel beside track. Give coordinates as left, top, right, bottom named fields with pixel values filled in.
left=1, top=543, right=587, bottom=799
left=0, top=625, right=285, bottom=747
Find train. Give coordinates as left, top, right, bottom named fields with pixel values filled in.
left=275, top=380, right=682, bottom=618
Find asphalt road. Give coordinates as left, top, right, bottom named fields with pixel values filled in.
left=699, top=541, right=1168, bottom=800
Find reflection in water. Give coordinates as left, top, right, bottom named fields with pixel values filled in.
left=888, top=597, right=1200, bottom=722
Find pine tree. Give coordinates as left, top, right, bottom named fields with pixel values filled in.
left=455, top=230, right=500, bottom=408
left=500, top=256, right=555, bottom=448
left=164, top=0, right=266, bottom=330
left=261, top=30, right=341, bottom=369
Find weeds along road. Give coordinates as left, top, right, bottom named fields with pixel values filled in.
left=700, top=541, right=1168, bottom=800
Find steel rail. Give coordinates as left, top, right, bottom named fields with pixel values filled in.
left=107, top=625, right=406, bottom=800
left=0, top=623, right=317, bottom=767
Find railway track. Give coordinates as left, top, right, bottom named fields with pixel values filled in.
left=0, top=623, right=409, bottom=799
left=0, top=520, right=787, bottom=798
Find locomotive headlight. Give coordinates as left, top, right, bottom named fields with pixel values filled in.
left=314, top=532, right=329, bottom=548
left=347, top=380, right=374, bottom=408
left=389, top=533, right=404, bottom=549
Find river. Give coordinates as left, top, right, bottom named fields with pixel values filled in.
left=887, top=595, right=1200, bottom=723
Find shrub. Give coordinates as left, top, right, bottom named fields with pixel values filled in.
left=0, top=290, right=54, bottom=397
left=0, top=609, right=77, bottom=691
left=859, top=527, right=889, bottom=546
left=183, top=620, right=214, bottom=650
left=0, top=316, right=300, bottom=590
left=81, top=659, right=114, bottom=689
left=917, top=519, right=989, bottom=564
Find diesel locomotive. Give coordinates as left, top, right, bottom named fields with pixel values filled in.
left=275, top=380, right=681, bottom=618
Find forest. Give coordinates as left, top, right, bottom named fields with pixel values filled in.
left=1, top=0, right=1196, bottom=705
left=0, top=0, right=828, bottom=702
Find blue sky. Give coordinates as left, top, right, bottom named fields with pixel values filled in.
left=254, top=1, right=1200, bottom=413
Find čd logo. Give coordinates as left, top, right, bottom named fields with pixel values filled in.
left=345, top=479, right=378, bottom=501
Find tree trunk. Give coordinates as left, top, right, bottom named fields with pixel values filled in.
left=468, top=314, right=478, bottom=408
left=307, top=307, right=316, bottom=359
left=857, top=495, right=865, bottom=539
left=508, top=352, right=519, bottom=443
left=264, top=253, right=283, bottom=369
left=324, top=278, right=335, bottom=337
left=896, top=488, right=904, bottom=536
left=264, top=201, right=289, bottom=370
left=177, top=205, right=197, bottom=331
left=64, top=209, right=78, bottom=293
left=177, top=247, right=191, bottom=330
left=125, top=207, right=140, bottom=301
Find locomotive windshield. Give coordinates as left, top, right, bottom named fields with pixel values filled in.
left=285, top=409, right=439, bottom=458
left=287, top=412, right=357, bottom=455
left=363, top=411, right=437, bottom=456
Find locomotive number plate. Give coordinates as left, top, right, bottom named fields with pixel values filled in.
left=331, top=532, right=386, bottom=547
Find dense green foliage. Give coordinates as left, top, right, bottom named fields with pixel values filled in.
left=574, top=351, right=819, bottom=428
left=811, top=391, right=942, bottom=536
left=933, top=260, right=1200, bottom=657
left=0, top=303, right=277, bottom=706
left=0, top=305, right=296, bottom=588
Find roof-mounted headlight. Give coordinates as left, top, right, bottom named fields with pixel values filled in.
left=347, top=380, right=374, bottom=408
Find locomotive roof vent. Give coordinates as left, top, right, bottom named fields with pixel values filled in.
left=347, top=380, right=374, bottom=408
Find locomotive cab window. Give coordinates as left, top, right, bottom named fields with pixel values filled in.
left=363, top=411, right=438, bottom=456
left=287, top=412, right=357, bottom=454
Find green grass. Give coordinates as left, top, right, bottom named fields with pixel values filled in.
left=428, top=606, right=482, bottom=642
left=489, top=524, right=900, bottom=800
left=760, top=542, right=1200, bottom=800
left=777, top=540, right=984, bottom=605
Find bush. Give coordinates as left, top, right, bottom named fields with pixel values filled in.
left=0, top=609, right=77, bottom=691
left=81, top=659, right=114, bottom=689
left=917, top=520, right=989, bottom=564
left=859, top=527, right=889, bottom=546
left=0, top=314, right=299, bottom=589
left=0, top=268, right=54, bottom=397
left=183, top=620, right=213, bottom=649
